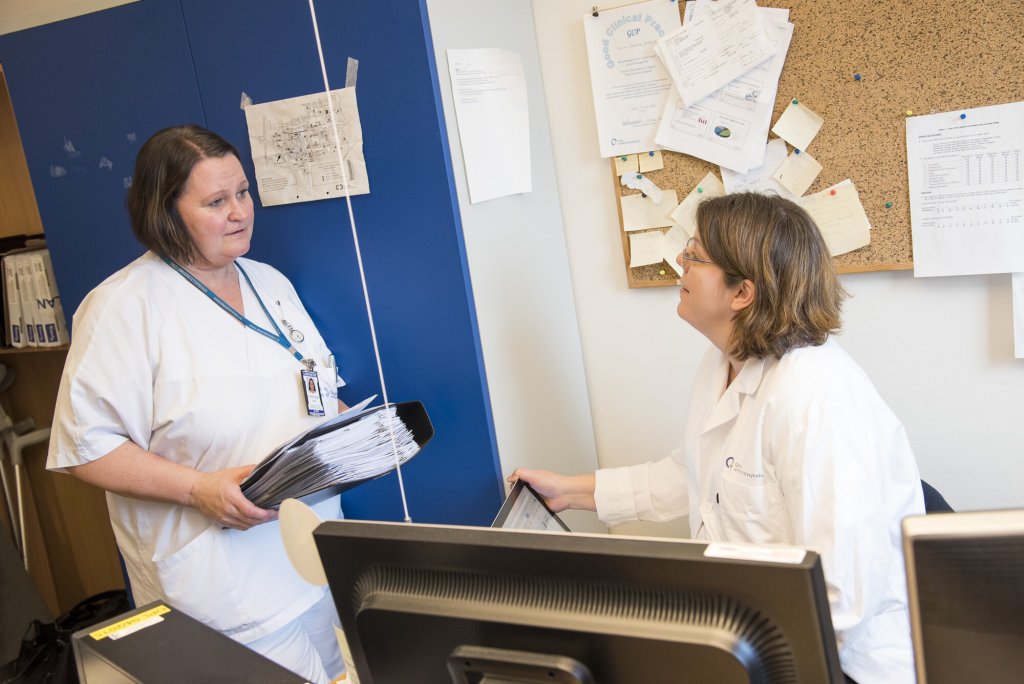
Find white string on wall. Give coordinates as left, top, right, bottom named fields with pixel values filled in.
left=306, top=0, right=413, bottom=523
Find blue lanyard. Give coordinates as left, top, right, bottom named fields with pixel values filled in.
left=162, top=256, right=303, bottom=362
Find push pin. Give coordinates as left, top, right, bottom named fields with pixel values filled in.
left=885, top=201, right=893, bottom=208
left=648, top=151, right=655, bottom=156
left=960, top=113, right=967, bottom=120
left=853, top=73, right=862, bottom=81
left=659, top=269, right=667, bottom=275
left=697, top=186, right=703, bottom=194
left=636, top=174, right=642, bottom=180
left=905, top=110, right=913, bottom=116
left=794, top=149, right=801, bottom=155
left=621, top=155, right=628, bottom=161
left=792, top=98, right=799, bottom=105
left=830, top=189, right=837, bottom=196
left=592, top=6, right=599, bottom=17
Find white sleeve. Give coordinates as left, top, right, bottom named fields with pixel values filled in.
left=47, top=287, right=155, bottom=471
left=594, top=444, right=689, bottom=526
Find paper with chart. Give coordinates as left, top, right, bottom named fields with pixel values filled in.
left=907, top=101, right=1024, bottom=277
left=654, top=13, right=792, bottom=173
left=656, top=0, right=776, bottom=106
left=582, top=0, right=681, bottom=158
left=244, top=87, right=369, bottom=207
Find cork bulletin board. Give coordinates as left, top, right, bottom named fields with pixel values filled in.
left=616, top=0, right=1024, bottom=288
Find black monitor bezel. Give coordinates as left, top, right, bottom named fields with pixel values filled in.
left=314, top=520, right=844, bottom=684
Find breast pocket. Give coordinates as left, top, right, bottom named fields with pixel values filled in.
left=713, top=472, right=785, bottom=545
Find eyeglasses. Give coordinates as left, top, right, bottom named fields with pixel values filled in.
left=678, top=237, right=715, bottom=273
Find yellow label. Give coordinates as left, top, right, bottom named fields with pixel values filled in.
left=90, top=605, right=171, bottom=640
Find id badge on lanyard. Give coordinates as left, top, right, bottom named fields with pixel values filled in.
left=302, top=362, right=325, bottom=417
left=163, top=257, right=330, bottom=417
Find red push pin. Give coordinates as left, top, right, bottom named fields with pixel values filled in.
left=830, top=189, right=837, bottom=196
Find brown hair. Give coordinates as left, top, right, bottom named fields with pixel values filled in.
left=696, top=192, right=846, bottom=360
left=125, top=124, right=241, bottom=264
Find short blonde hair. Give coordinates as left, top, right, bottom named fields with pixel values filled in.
left=696, top=192, right=846, bottom=360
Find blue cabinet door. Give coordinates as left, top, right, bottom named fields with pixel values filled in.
left=0, top=0, right=502, bottom=525
left=0, top=0, right=205, bottom=318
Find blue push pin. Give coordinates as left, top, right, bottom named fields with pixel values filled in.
left=960, top=113, right=967, bottom=120
left=794, top=149, right=801, bottom=155
left=648, top=151, right=655, bottom=156
left=854, top=73, right=862, bottom=81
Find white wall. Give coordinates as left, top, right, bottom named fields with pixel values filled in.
left=425, top=0, right=604, bottom=533
left=531, top=0, right=1024, bottom=535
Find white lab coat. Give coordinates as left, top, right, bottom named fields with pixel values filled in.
left=48, top=252, right=345, bottom=643
left=594, top=338, right=923, bottom=684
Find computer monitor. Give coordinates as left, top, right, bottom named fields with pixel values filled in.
left=314, top=520, right=843, bottom=683
left=902, top=509, right=1024, bottom=684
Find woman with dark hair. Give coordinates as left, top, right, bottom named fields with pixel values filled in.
left=511, top=193, right=923, bottom=684
left=47, top=125, right=349, bottom=683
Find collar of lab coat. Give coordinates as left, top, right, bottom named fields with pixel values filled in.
left=701, top=353, right=768, bottom=433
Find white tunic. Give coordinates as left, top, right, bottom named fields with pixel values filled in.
left=48, top=252, right=346, bottom=643
left=594, top=338, right=923, bottom=684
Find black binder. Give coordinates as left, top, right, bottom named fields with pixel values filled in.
left=240, top=400, right=433, bottom=509
left=72, top=601, right=306, bottom=683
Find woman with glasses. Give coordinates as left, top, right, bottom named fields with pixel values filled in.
left=510, top=192, right=923, bottom=684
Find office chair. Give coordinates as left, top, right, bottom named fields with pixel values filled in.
left=921, top=479, right=953, bottom=514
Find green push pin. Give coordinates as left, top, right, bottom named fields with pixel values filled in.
left=884, top=201, right=893, bottom=208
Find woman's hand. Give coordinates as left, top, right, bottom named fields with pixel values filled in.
left=508, top=468, right=597, bottom=513
left=188, top=465, right=277, bottom=530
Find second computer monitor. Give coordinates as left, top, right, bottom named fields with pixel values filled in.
left=903, top=508, right=1024, bottom=684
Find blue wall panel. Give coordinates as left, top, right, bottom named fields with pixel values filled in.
left=0, top=0, right=502, bottom=525
left=0, top=0, right=204, bottom=323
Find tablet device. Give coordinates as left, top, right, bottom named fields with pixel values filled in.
left=492, top=480, right=571, bottom=532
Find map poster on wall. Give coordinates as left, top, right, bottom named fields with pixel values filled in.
left=244, top=87, right=369, bottom=207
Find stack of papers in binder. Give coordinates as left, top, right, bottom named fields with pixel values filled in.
left=240, top=400, right=433, bottom=509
